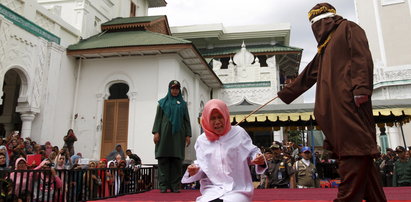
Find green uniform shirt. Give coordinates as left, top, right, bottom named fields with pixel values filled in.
left=294, top=160, right=319, bottom=188
left=393, top=159, right=411, bottom=186
left=152, top=105, right=191, bottom=159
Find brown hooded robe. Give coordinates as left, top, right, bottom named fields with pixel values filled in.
left=277, top=16, right=379, bottom=158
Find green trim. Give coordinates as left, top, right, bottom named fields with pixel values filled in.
left=374, top=79, right=411, bottom=89
left=224, top=81, right=271, bottom=89
left=0, top=3, right=60, bottom=44
left=199, top=44, right=302, bottom=57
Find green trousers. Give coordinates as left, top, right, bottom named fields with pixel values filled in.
left=157, top=157, right=183, bottom=190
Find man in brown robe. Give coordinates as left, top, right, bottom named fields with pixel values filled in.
left=277, top=3, right=386, bottom=202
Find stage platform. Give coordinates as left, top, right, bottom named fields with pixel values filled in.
left=95, top=187, right=411, bottom=202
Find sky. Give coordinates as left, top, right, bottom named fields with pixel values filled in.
left=148, top=0, right=357, bottom=102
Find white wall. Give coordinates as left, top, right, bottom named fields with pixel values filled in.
left=355, top=0, right=384, bottom=64
left=355, top=0, right=411, bottom=150
left=73, top=54, right=211, bottom=164
left=1, top=0, right=213, bottom=164
left=38, top=0, right=153, bottom=38
left=39, top=54, right=77, bottom=149
left=0, top=13, right=77, bottom=147
left=379, top=2, right=411, bottom=66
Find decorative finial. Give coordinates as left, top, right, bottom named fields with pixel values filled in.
left=241, top=41, right=246, bottom=48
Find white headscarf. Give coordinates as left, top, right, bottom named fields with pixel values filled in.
left=0, top=145, right=9, bottom=167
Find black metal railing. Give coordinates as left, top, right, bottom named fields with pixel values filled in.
left=0, top=165, right=156, bottom=202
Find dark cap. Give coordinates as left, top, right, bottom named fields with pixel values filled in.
left=169, top=80, right=181, bottom=88
left=395, top=146, right=406, bottom=153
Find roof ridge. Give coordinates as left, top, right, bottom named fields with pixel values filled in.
left=102, top=15, right=166, bottom=26
left=144, top=30, right=192, bottom=44
left=67, top=30, right=193, bottom=51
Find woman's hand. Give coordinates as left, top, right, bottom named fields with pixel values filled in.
left=153, top=133, right=160, bottom=144
left=187, top=164, right=200, bottom=176
left=251, top=154, right=265, bottom=165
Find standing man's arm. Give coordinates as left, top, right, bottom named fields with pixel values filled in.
left=277, top=55, right=320, bottom=104
left=152, top=105, right=162, bottom=144
left=290, top=173, right=297, bottom=188
left=290, top=162, right=298, bottom=188
left=287, top=162, right=296, bottom=188
left=348, top=23, right=373, bottom=107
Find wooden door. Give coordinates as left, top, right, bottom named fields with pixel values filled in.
left=101, top=99, right=129, bottom=158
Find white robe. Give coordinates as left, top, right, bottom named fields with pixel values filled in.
left=182, top=126, right=266, bottom=202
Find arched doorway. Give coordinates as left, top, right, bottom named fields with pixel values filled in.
left=0, top=69, right=22, bottom=138
left=100, top=83, right=129, bottom=158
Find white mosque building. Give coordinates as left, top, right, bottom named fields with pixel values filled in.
left=0, top=0, right=410, bottom=165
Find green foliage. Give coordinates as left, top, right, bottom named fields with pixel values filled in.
left=287, top=130, right=303, bottom=145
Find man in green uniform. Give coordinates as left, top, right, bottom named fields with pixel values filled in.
left=392, top=146, right=411, bottom=187
left=266, top=143, right=295, bottom=188
left=152, top=80, right=191, bottom=193
left=291, top=147, right=319, bottom=188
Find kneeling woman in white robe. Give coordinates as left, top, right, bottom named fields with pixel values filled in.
left=182, top=99, right=266, bottom=202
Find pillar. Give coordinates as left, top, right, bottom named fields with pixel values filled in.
left=20, top=112, right=36, bottom=138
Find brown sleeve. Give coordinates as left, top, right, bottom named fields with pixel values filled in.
left=348, top=22, right=373, bottom=96
left=277, top=55, right=320, bottom=104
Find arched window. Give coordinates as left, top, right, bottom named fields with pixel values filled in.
left=0, top=69, right=22, bottom=137
left=108, top=83, right=129, bottom=99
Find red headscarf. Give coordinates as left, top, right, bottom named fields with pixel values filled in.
left=201, top=99, right=232, bottom=142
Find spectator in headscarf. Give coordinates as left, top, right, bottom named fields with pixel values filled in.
left=0, top=153, right=8, bottom=171
left=98, top=158, right=110, bottom=197
left=48, top=151, right=58, bottom=164
left=107, top=160, right=119, bottom=196
left=33, top=159, right=63, bottom=201
left=33, top=144, right=41, bottom=155
left=84, top=161, right=99, bottom=198
left=54, top=154, right=67, bottom=169
left=117, top=160, right=128, bottom=194
left=44, top=141, right=53, bottom=157
left=64, top=129, right=78, bottom=157
left=10, top=158, right=32, bottom=197
left=106, top=144, right=125, bottom=161
left=0, top=145, right=9, bottom=168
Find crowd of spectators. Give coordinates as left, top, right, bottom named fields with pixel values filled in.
left=0, top=129, right=145, bottom=201
left=246, top=140, right=411, bottom=190
left=1, top=129, right=409, bottom=200
left=250, top=141, right=339, bottom=189
left=375, top=146, right=411, bottom=187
